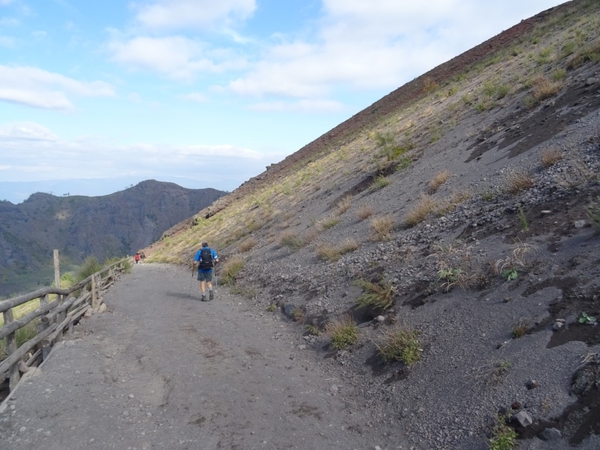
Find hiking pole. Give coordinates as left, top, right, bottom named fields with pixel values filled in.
left=188, top=263, right=195, bottom=297
left=214, top=263, right=218, bottom=287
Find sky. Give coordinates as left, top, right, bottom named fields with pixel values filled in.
left=0, top=0, right=566, bottom=204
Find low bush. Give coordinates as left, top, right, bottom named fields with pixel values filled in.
left=370, top=215, right=396, bottom=241
left=428, top=170, right=450, bottom=194
left=404, top=195, right=437, bottom=227
left=376, top=326, right=421, bottom=366
left=325, top=315, right=358, bottom=350
left=355, top=278, right=394, bottom=310
left=220, top=255, right=245, bottom=286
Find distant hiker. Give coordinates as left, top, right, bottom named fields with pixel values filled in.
left=193, top=242, right=219, bottom=302
left=140, top=251, right=146, bottom=262
left=134, top=252, right=140, bottom=264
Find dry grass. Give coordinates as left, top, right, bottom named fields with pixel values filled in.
left=370, top=215, right=396, bottom=241
left=428, top=170, right=450, bottom=193
left=493, top=242, right=537, bottom=276
left=316, top=239, right=359, bottom=261
left=504, top=170, right=534, bottom=194
left=316, top=213, right=341, bottom=230
left=356, top=204, right=374, bottom=220
left=238, top=237, right=257, bottom=253
left=436, top=190, right=472, bottom=215
left=540, top=148, right=563, bottom=168
left=355, top=278, right=395, bottom=310
left=404, top=195, right=437, bottom=227
left=220, top=255, right=245, bottom=285
left=335, top=195, right=353, bottom=214
left=279, top=230, right=304, bottom=250
left=531, top=75, right=563, bottom=102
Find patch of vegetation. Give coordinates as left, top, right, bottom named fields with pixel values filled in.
left=504, top=170, right=534, bottom=194
left=404, top=195, right=437, bottom=227
left=238, top=237, right=257, bottom=253
left=489, top=416, right=518, bottom=450
left=335, top=195, right=353, bottom=214
left=370, top=215, right=396, bottom=241
left=279, top=230, right=305, bottom=250
left=370, top=175, right=390, bottom=190
left=267, top=303, right=278, bottom=312
left=517, top=205, right=529, bottom=232
left=355, top=278, right=394, bottom=311
left=428, top=170, right=450, bottom=194
left=540, top=148, right=563, bottom=167
left=372, top=132, right=414, bottom=162
left=316, top=239, right=359, bottom=262
left=356, top=204, right=374, bottom=220
left=579, top=312, right=597, bottom=325
left=305, top=325, right=320, bottom=336
left=220, top=255, right=245, bottom=286
left=317, top=214, right=341, bottom=230
left=494, top=242, right=537, bottom=280
left=0, top=320, right=39, bottom=361
left=511, top=318, right=529, bottom=338
left=376, top=326, right=421, bottom=366
left=325, top=315, right=358, bottom=350
left=586, top=196, right=600, bottom=228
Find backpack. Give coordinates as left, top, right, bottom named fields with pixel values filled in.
left=198, top=248, right=213, bottom=270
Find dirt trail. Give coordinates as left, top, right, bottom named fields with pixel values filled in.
left=0, top=264, right=398, bottom=450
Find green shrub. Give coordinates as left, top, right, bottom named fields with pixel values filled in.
left=326, top=315, right=358, bottom=350
left=376, top=326, right=421, bottom=366
left=279, top=231, right=304, bottom=250
left=370, top=175, right=390, bottom=190
left=76, top=256, right=103, bottom=282
left=489, top=417, right=518, bottom=450
left=355, top=278, right=394, bottom=310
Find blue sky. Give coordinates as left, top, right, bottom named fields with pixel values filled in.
left=1, top=0, right=565, bottom=203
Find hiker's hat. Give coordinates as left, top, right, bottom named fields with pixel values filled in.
left=202, top=242, right=208, bottom=247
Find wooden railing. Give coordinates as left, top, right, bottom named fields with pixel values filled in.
left=0, top=258, right=130, bottom=395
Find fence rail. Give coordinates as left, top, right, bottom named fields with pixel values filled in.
left=0, top=258, right=130, bottom=396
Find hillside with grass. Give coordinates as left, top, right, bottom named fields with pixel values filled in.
left=144, top=1, right=600, bottom=448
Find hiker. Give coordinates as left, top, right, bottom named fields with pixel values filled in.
left=134, top=252, right=140, bottom=264
left=193, top=242, right=219, bottom=301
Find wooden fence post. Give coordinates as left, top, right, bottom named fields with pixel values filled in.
left=3, top=309, right=20, bottom=391
left=54, top=249, right=60, bottom=290
left=91, top=275, right=98, bottom=310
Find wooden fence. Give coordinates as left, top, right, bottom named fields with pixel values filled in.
left=0, top=258, right=130, bottom=396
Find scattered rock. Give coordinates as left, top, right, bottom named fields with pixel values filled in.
left=512, top=411, right=533, bottom=427
left=539, top=427, right=562, bottom=441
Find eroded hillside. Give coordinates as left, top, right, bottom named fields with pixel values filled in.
left=146, top=1, right=600, bottom=448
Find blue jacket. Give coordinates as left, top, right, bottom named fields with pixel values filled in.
left=194, top=247, right=218, bottom=272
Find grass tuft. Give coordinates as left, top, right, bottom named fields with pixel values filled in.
left=370, top=215, right=396, bottom=241
left=504, top=170, right=534, bottom=194
left=325, top=315, right=358, bottom=350
left=356, top=204, right=374, bottom=220
left=404, top=195, right=437, bottom=227
left=220, top=255, right=245, bottom=286
left=238, top=237, right=257, bottom=253
left=279, top=230, right=305, bottom=250
left=540, top=148, right=563, bottom=168
left=428, top=170, right=450, bottom=193
left=355, top=278, right=394, bottom=310
left=376, top=326, right=421, bottom=366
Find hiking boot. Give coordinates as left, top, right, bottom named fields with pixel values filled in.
left=201, top=294, right=207, bottom=302
left=209, top=290, right=214, bottom=301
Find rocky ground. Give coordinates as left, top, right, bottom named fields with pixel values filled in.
left=221, top=68, right=600, bottom=449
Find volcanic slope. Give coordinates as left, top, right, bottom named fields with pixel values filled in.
left=147, top=1, right=600, bottom=448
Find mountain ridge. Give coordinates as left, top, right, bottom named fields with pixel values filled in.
left=0, top=180, right=226, bottom=297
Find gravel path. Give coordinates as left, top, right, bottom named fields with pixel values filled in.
left=0, top=264, right=402, bottom=450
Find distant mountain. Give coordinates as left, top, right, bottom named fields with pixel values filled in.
left=0, top=180, right=226, bottom=297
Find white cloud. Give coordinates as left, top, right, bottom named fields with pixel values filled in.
left=0, top=122, right=274, bottom=187
left=0, top=0, right=15, bottom=6
left=108, top=35, right=246, bottom=80
left=134, top=0, right=256, bottom=30
left=0, top=17, right=19, bottom=26
left=0, top=35, right=15, bottom=47
left=0, top=65, right=116, bottom=110
left=249, top=99, right=345, bottom=113
left=223, top=0, right=564, bottom=102
left=181, top=92, right=208, bottom=103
